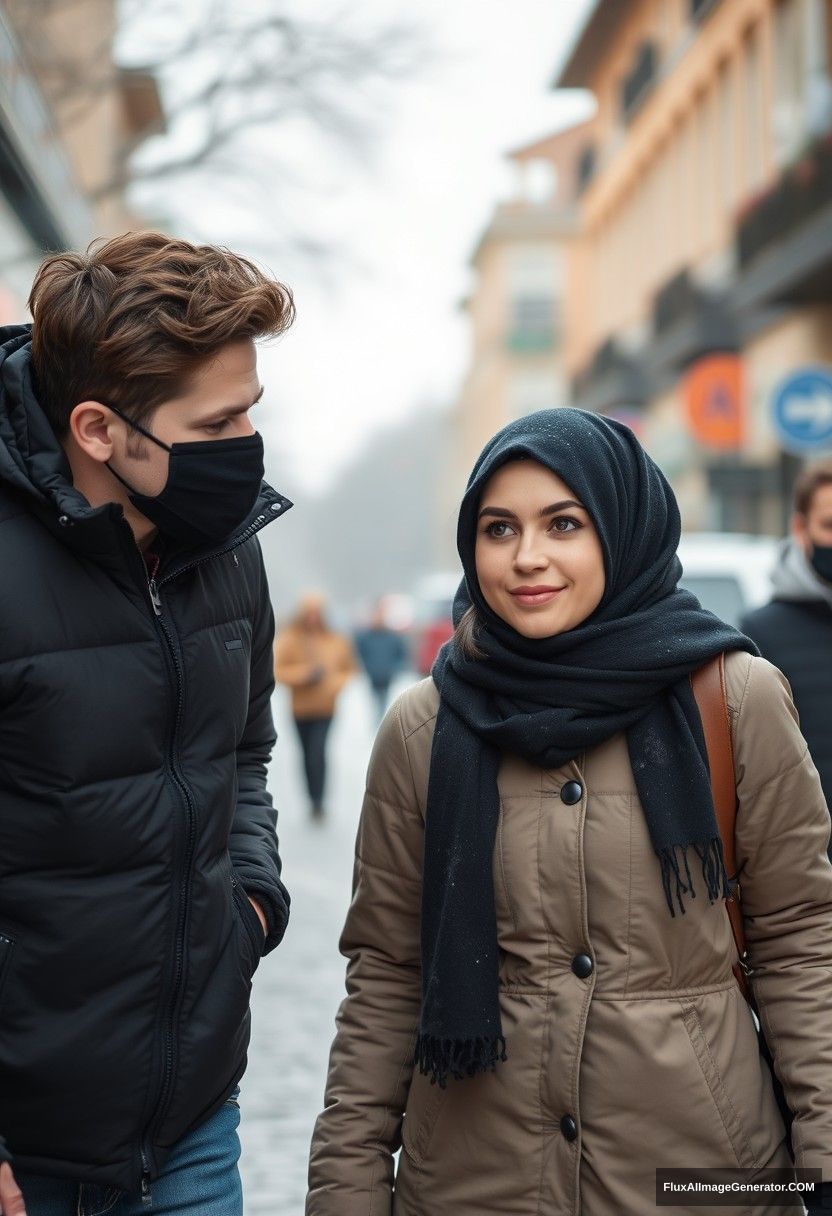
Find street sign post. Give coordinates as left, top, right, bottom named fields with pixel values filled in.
left=772, top=367, right=832, bottom=454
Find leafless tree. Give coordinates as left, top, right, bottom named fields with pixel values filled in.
left=8, top=0, right=424, bottom=261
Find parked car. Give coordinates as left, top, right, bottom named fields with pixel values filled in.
left=411, top=571, right=461, bottom=676
left=677, top=532, right=778, bottom=627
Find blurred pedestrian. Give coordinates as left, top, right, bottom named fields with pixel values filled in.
left=742, top=462, right=832, bottom=852
left=0, top=232, right=293, bottom=1216
left=308, top=409, right=832, bottom=1216
left=354, top=599, right=408, bottom=721
left=274, top=593, right=357, bottom=819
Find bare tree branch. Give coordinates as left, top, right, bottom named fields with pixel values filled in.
left=8, top=0, right=426, bottom=263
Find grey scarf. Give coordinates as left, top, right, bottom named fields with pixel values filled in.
left=771, top=538, right=832, bottom=608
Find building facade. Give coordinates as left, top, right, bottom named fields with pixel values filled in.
left=453, top=122, right=590, bottom=487
left=0, top=0, right=162, bottom=319
left=557, top=0, right=832, bottom=533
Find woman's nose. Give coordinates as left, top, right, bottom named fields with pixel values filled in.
left=514, top=537, right=548, bottom=571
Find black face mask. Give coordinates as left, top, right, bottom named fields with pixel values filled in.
left=105, top=405, right=265, bottom=547
left=810, top=543, right=832, bottom=584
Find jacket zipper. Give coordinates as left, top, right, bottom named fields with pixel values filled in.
left=139, top=578, right=198, bottom=1179
left=156, top=506, right=279, bottom=593
left=134, top=496, right=286, bottom=1184
left=140, top=1148, right=152, bottom=1207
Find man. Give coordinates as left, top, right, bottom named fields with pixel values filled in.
left=273, top=593, right=357, bottom=819
left=742, top=462, right=832, bottom=848
left=354, top=599, right=408, bottom=722
left=0, top=232, right=294, bottom=1215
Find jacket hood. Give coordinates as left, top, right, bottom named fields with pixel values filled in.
left=771, top=536, right=832, bottom=608
left=0, top=323, right=101, bottom=523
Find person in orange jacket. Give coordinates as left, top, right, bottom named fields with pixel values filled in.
left=274, top=593, right=357, bottom=818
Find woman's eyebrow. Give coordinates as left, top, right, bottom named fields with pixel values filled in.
left=537, top=499, right=584, bottom=516
left=478, top=506, right=517, bottom=520
left=477, top=499, right=584, bottom=521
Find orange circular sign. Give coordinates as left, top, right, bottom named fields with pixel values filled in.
left=684, top=355, right=744, bottom=450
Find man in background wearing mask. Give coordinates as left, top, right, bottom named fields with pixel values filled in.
left=0, top=232, right=294, bottom=1216
left=742, top=462, right=832, bottom=854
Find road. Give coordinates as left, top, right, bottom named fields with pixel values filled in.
left=239, top=671, right=417, bottom=1215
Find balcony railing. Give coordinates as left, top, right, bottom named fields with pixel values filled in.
left=571, top=338, right=650, bottom=411
left=653, top=270, right=699, bottom=335
left=737, top=133, right=832, bottom=268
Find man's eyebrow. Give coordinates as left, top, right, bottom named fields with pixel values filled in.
left=200, top=386, right=264, bottom=423
left=477, top=499, right=584, bottom=520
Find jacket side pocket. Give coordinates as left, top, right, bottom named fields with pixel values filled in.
left=231, top=879, right=263, bottom=969
left=682, top=1004, right=758, bottom=1169
left=401, top=1072, right=448, bottom=1168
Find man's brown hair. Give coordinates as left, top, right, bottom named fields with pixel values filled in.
left=28, top=231, right=295, bottom=435
left=794, top=460, right=832, bottom=515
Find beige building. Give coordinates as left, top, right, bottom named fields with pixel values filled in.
left=0, top=0, right=162, bottom=318
left=557, top=0, right=832, bottom=533
left=453, top=122, right=590, bottom=486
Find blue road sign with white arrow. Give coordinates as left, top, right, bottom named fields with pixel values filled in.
left=772, top=367, right=832, bottom=454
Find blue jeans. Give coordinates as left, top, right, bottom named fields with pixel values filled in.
left=16, top=1091, right=242, bottom=1215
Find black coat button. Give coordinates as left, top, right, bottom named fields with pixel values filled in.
left=560, top=1114, right=578, bottom=1142
left=560, top=781, right=583, bottom=805
left=571, top=953, right=593, bottom=979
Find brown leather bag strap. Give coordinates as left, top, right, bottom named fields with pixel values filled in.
left=690, top=653, right=753, bottom=1005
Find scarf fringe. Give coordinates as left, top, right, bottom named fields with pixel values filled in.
left=658, top=836, right=728, bottom=917
left=415, top=1033, right=507, bottom=1089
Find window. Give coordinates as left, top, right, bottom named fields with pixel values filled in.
left=743, top=24, right=765, bottom=191
left=621, top=42, right=658, bottom=119
left=772, top=0, right=806, bottom=167
left=716, top=59, right=735, bottom=211
left=690, top=0, right=721, bottom=22
left=506, top=246, right=558, bottom=350
left=577, top=144, right=597, bottom=193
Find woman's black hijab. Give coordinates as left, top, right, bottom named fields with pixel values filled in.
left=417, top=408, right=756, bottom=1087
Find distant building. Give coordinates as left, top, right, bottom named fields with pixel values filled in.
left=452, top=121, right=591, bottom=490
left=555, top=0, right=832, bottom=534
left=0, top=0, right=163, bottom=317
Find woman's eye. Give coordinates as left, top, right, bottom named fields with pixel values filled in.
left=551, top=516, right=580, bottom=533
left=486, top=521, right=514, bottom=538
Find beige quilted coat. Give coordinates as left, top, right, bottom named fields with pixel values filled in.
left=307, top=652, right=832, bottom=1215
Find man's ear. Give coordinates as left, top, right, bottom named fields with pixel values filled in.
left=68, top=401, right=118, bottom=464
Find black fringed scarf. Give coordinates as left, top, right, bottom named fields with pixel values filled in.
left=416, top=409, right=757, bottom=1088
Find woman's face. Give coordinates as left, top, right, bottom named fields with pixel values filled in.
left=474, top=460, right=606, bottom=639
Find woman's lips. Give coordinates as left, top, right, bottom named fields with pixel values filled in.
left=509, top=586, right=565, bottom=607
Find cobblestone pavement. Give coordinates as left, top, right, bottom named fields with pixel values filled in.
left=239, top=672, right=417, bottom=1215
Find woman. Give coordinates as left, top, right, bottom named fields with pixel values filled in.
left=274, top=592, right=357, bottom=819
left=306, top=410, right=832, bottom=1215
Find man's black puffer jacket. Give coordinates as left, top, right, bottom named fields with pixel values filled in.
left=0, top=326, right=291, bottom=1192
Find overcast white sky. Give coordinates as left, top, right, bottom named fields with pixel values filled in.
left=128, top=0, right=595, bottom=493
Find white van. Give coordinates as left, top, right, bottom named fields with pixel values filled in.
left=677, top=533, right=779, bottom=627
